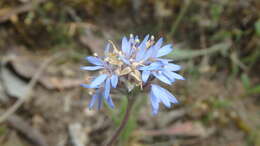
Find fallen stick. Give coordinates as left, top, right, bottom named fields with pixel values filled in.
left=6, top=113, right=48, bottom=146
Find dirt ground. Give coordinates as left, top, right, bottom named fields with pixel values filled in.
left=0, top=0, right=260, bottom=146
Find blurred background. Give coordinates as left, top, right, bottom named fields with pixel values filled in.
left=0, top=0, right=259, bottom=146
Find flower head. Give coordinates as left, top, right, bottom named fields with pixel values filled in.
left=81, top=34, right=184, bottom=115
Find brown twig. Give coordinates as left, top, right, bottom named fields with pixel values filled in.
left=0, top=53, right=62, bottom=123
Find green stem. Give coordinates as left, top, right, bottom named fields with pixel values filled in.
left=170, top=0, right=191, bottom=36
left=106, top=96, right=135, bottom=146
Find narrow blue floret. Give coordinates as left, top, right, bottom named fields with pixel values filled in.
left=110, top=75, right=118, bottom=88
left=80, top=66, right=104, bottom=71
left=89, top=74, right=108, bottom=88
left=88, top=90, right=102, bottom=110
left=156, top=44, right=173, bottom=57
left=149, top=92, right=159, bottom=115
left=150, top=84, right=178, bottom=115
left=104, top=78, right=111, bottom=100
left=104, top=43, right=111, bottom=55
left=86, top=56, right=104, bottom=66
left=141, top=70, right=151, bottom=83
left=152, top=72, right=173, bottom=85
left=122, top=36, right=131, bottom=57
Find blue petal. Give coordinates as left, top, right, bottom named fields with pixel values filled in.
left=142, top=70, right=151, bottom=83
left=134, top=35, right=139, bottom=41
left=156, top=44, right=173, bottom=57
left=147, top=37, right=163, bottom=58
left=149, top=92, right=159, bottom=115
left=136, top=34, right=150, bottom=61
left=88, top=90, right=103, bottom=110
left=138, top=34, right=149, bottom=50
left=170, top=72, right=185, bottom=80
left=122, top=36, right=131, bottom=56
left=97, top=92, right=103, bottom=110
left=163, top=71, right=176, bottom=82
left=88, top=91, right=99, bottom=109
left=152, top=72, right=172, bottom=85
left=129, top=35, right=135, bottom=43
left=106, top=95, right=115, bottom=109
left=154, top=37, right=163, bottom=49
left=136, top=48, right=146, bottom=61
left=80, top=84, right=98, bottom=89
left=89, top=74, right=108, bottom=88
left=80, top=66, right=104, bottom=71
left=152, top=84, right=178, bottom=104
left=103, top=78, right=111, bottom=100
left=80, top=83, right=90, bottom=88
left=168, top=95, right=178, bottom=104
left=157, top=58, right=173, bottom=64
left=104, top=43, right=111, bottom=55
left=142, top=46, right=157, bottom=61
left=86, top=56, right=104, bottom=66
left=139, top=62, right=162, bottom=71
left=151, top=85, right=171, bottom=108
left=164, top=63, right=182, bottom=71
left=110, top=75, right=118, bottom=88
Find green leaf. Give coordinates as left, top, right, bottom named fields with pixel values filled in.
left=241, top=73, right=251, bottom=89
left=255, top=19, right=260, bottom=37
left=0, top=126, right=7, bottom=136
left=168, top=41, right=231, bottom=60
left=210, top=4, right=223, bottom=21
left=211, top=30, right=232, bottom=41
left=248, top=85, right=260, bottom=94
left=242, top=49, right=260, bottom=65
left=212, top=99, right=231, bottom=109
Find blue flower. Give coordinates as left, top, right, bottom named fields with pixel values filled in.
left=139, top=60, right=184, bottom=85
left=81, top=75, right=116, bottom=109
left=81, top=48, right=119, bottom=109
left=150, top=84, right=179, bottom=115
left=81, top=34, right=184, bottom=115
left=133, top=36, right=184, bottom=115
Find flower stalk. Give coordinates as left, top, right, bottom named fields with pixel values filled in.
left=106, top=88, right=139, bottom=146
left=106, top=95, right=135, bottom=146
